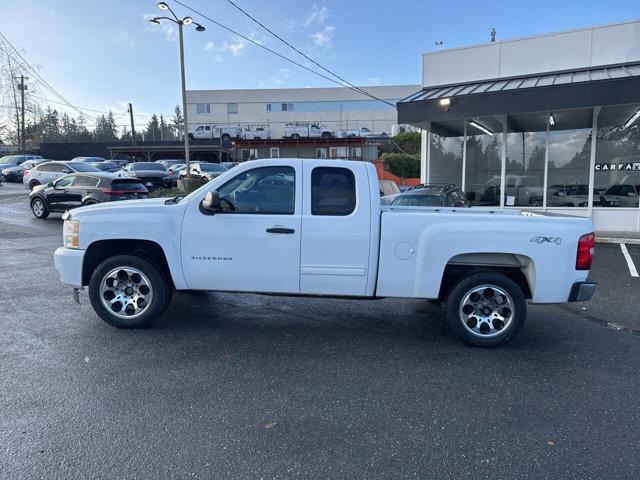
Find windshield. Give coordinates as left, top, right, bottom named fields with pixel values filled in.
left=134, top=163, right=166, bottom=171
left=392, top=194, right=444, bottom=207
left=199, top=163, right=227, bottom=172
left=67, top=162, right=100, bottom=172
left=0, top=156, right=19, bottom=164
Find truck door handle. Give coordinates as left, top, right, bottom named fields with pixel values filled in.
left=266, top=227, right=295, bottom=234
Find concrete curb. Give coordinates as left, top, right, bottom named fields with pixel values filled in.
left=596, top=237, right=640, bottom=245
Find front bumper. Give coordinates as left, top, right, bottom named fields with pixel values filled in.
left=568, top=282, right=596, bottom=302
left=54, top=247, right=86, bottom=288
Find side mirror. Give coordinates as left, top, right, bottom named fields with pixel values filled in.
left=200, top=190, right=221, bottom=215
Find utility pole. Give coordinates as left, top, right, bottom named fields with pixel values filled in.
left=128, top=103, right=136, bottom=146
left=16, top=76, right=28, bottom=152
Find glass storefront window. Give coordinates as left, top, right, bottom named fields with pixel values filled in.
left=545, top=109, right=593, bottom=208
left=505, top=116, right=547, bottom=206
left=430, top=132, right=463, bottom=186
left=464, top=117, right=503, bottom=206
left=594, top=104, right=640, bottom=208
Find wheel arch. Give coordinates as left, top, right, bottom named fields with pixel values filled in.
left=438, top=252, right=535, bottom=300
left=82, top=239, right=175, bottom=289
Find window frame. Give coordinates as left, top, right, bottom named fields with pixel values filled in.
left=215, top=165, right=296, bottom=215
left=195, top=103, right=211, bottom=114
left=310, top=166, right=357, bottom=216
left=227, top=103, right=238, bottom=114
left=270, top=147, right=280, bottom=159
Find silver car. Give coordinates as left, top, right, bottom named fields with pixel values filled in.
left=23, top=161, right=101, bottom=190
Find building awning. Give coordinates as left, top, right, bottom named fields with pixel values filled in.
left=397, top=62, right=640, bottom=128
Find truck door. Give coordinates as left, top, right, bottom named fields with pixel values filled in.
left=300, top=161, right=371, bottom=296
left=180, top=160, right=302, bottom=293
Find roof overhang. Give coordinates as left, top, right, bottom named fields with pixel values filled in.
left=398, top=63, right=640, bottom=129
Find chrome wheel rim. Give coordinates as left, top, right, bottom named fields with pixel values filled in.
left=459, top=284, right=514, bottom=338
left=32, top=200, right=44, bottom=216
left=99, top=266, right=153, bottom=320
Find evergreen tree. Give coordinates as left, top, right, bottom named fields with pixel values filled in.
left=172, top=105, right=184, bottom=137
left=145, top=114, right=161, bottom=141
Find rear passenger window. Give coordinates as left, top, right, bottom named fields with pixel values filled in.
left=311, top=167, right=356, bottom=216
left=73, top=175, right=99, bottom=187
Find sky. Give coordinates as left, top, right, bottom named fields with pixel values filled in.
left=1, top=0, right=639, bottom=130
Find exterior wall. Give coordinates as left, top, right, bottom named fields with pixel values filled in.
left=185, top=85, right=419, bottom=138
left=422, top=20, right=640, bottom=87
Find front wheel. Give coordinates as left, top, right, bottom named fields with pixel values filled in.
left=88, top=254, right=173, bottom=328
left=444, top=272, right=526, bottom=347
left=29, top=180, right=40, bottom=190
left=31, top=197, right=49, bottom=219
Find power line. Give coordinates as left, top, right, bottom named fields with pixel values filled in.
left=220, top=0, right=394, bottom=106
left=171, top=1, right=417, bottom=158
left=0, top=30, right=98, bottom=122
left=173, top=0, right=391, bottom=103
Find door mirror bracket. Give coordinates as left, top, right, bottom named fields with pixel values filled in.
left=199, top=190, right=221, bottom=215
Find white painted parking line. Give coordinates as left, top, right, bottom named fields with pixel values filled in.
left=620, top=243, right=639, bottom=278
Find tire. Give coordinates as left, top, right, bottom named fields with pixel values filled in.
left=88, top=254, right=173, bottom=328
left=30, top=197, right=49, bottom=219
left=188, top=133, right=194, bottom=140
left=221, top=134, right=231, bottom=142
left=322, top=132, right=332, bottom=139
left=29, top=180, right=40, bottom=190
left=291, top=134, right=300, bottom=140
left=83, top=199, right=98, bottom=206
left=444, top=272, right=526, bottom=347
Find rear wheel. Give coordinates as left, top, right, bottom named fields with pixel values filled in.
left=444, top=272, right=526, bottom=347
left=29, top=179, right=40, bottom=190
left=322, top=132, right=332, bottom=139
left=30, top=198, right=49, bottom=219
left=89, top=254, right=173, bottom=328
left=291, top=133, right=300, bottom=140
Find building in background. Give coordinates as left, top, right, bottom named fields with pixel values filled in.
left=186, top=85, right=419, bottom=138
left=398, top=19, right=640, bottom=233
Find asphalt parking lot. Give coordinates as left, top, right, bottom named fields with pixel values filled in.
left=1, top=182, right=640, bottom=479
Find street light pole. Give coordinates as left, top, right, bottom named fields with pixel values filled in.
left=150, top=2, right=205, bottom=184
left=178, top=21, right=190, bottom=176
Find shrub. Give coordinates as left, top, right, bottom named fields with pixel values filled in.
left=381, top=153, right=420, bottom=179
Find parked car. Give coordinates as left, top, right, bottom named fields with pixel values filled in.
left=389, top=184, right=471, bottom=208
left=379, top=180, right=401, bottom=204
left=1, top=158, right=46, bottom=182
left=30, top=173, right=148, bottom=219
left=336, top=127, right=387, bottom=138
left=91, top=161, right=122, bottom=173
left=155, top=159, right=184, bottom=170
left=179, top=162, right=228, bottom=182
left=599, top=184, right=640, bottom=207
left=283, top=123, right=334, bottom=139
left=71, top=156, right=106, bottom=163
left=0, top=154, right=42, bottom=172
left=54, top=158, right=596, bottom=347
left=548, top=184, right=590, bottom=207
left=121, top=162, right=173, bottom=189
left=24, top=161, right=101, bottom=190
left=110, top=159, right=130, bottom=168
left=241, top=126, right=271, bottom=140
left=220, top=162, right=240, bottom=169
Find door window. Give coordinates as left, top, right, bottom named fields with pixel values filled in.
left=73, top=175, right=99, bottom=187
left=54, top=175, right=75, bottom=188
left=217, top=166, right=295, bottom=214
left=311, top=167, right=356, bottom=216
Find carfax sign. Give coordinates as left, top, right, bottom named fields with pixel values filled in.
left=594, top=163, right=640, bottom=172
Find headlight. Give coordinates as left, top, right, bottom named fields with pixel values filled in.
left=63, top=219, right=79, bottom=249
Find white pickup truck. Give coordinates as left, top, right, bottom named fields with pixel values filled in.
left=54, top=159, right=596, bottom=347
left=283, top=123, right=334, bottom=139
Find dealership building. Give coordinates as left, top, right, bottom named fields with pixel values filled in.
left=185, top=84, right=418, bottom=138
left=398, top=20, right=640, bottom=233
